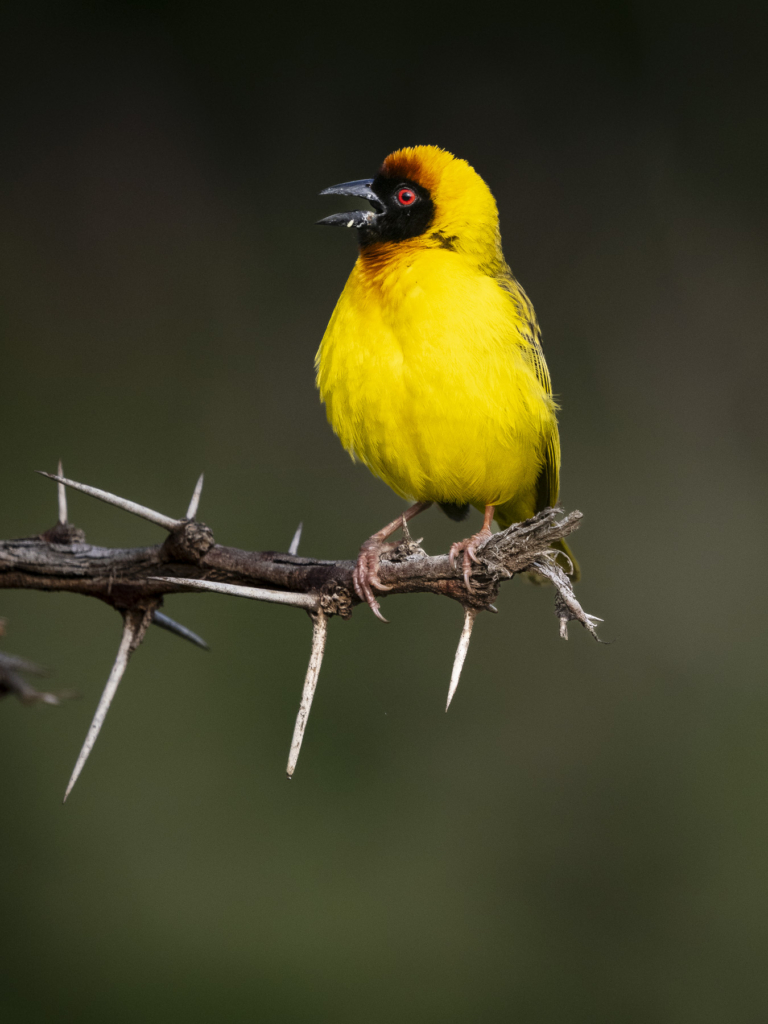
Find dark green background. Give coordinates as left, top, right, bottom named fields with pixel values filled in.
left=2, top=2, right=767, bottom=1020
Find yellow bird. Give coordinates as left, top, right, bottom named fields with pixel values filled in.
left=316, top=145, right=576, bottom=619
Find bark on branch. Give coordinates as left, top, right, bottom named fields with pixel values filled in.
left=1, top=506, right=583, bottom=613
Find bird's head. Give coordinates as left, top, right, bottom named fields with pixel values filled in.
left=319, top=146, right=501, bottom=259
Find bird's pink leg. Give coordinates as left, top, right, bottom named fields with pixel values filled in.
left=354, top=501, right=433, bottom=621
left=449, top=505, right=495, bottom=592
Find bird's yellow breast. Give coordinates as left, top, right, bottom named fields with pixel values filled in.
left=316, top=243, right=556, bottom=511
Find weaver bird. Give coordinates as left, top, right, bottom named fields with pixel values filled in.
left=316, top=145, right=576, bottom=619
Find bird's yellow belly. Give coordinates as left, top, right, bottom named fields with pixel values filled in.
left=317, top=254, right=554, bottom=510
left=340, top=367, right=542, bottom=508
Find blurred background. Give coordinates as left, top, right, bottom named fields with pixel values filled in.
left=1, top=1, right=767, bottom=1020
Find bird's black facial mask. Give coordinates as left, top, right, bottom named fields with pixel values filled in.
left=318, top=175, right=434, bottom=246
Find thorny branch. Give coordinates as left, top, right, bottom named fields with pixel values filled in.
left=0, top=468, right=601, bottom=797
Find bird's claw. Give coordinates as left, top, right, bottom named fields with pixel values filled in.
left=449, top=528, right=493, bottom=593
left=353, top=538, right=394, bottom=622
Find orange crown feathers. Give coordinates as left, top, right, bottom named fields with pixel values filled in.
left=380, top=146, right=458, bottom=194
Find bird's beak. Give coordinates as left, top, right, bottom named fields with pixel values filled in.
left=317, top=178, right=383, bottom=228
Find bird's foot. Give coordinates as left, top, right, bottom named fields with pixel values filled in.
left=449, top=527, right=493, bottom=592
left=353, top=537, right=398, bottom=622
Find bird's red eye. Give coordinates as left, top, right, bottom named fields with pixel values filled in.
left=397, top=187, right=417, bottom=206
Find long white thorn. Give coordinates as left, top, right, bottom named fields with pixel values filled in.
left=446, top=607, right=477, bottom=711
left=57, top=459, right=68, bottom=525
left=286, top=612, right=328, bottom=778
left=288, top=522, right=303, bottom=556
left=63, top=613, right=140, bottom=802
left=186, top=473, right=204, bottom=520
left=149, top=576, right=319, bottom=611
left=152, top=610, right=209, bottom=650
left=36, top=472, right=181, bottom=531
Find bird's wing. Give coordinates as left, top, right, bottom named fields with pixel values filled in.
left=496, top=269, right=560, bottom=510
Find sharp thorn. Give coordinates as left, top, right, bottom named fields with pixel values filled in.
left=57, top=459, right=68, bottom=525
left=37, top=472, right=181, bottom=531
left=63, top=613, right=140, bottom=802
left=288, top=521, right=303, bottom=556
left=149, top=576, right=318, bottom=611
left=152, top=610, right=209, bottom=650
left=186, top=473, right=204, bottom=520
left=400, top=514, right=413, bottom=544
left=446, top=608, right=477, bottom=711
left=286, top=612, right=328, bottom=778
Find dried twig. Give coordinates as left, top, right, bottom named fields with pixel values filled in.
left=0, top=468, right=601, bottom=791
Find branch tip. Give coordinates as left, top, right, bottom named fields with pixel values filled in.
left=286, top=612, right=328, bottom=778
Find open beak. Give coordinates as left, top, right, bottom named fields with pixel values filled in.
left=318, top=178, right=383, bottom=228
